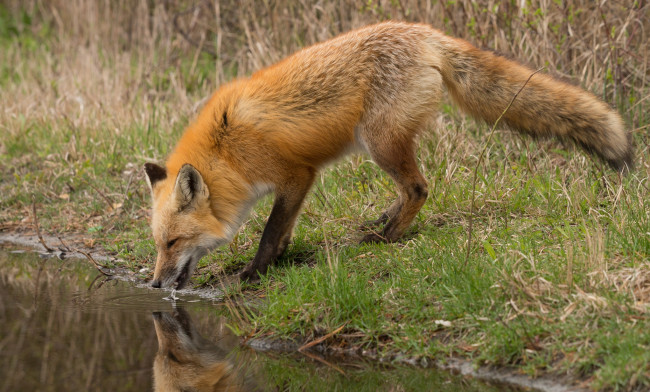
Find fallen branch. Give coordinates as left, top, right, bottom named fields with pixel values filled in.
left=74, top=248, right=114, bottom=277
left=88, top=273, right=114, bottom=292
left=57, top=235, right=113, bottom=276
left=298, top=322, right=348, bottom=352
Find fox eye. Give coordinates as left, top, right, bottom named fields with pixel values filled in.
left=167, top=351, right=181, bottom=363
left=166, top=238, right=178, bottom=249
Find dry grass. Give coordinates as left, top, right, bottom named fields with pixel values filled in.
left=1, top=1, right=649, bottom=391
left=1, top=1, right=648, bottom=131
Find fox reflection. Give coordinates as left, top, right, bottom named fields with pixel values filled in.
left=152, top=309, right=255, bottom=392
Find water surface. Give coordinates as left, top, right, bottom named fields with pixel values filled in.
left=0, top=249, right=514, bottom=391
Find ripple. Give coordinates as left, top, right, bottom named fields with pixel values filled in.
left=67, top=279, right=217, bottom=314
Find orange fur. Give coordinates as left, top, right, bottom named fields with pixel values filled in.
left=145, top=21, right=632, bottom=287
left=153, top=310, right=251, bottom=392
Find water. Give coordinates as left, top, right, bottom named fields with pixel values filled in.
left=0, top=249, right=513, bottom=391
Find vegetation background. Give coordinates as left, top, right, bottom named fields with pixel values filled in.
left=1, top=1, right=648, bottom=390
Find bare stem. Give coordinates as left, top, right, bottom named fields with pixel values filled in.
left=465, top=67, right=545, bottom=265
left=32, top=197, right=54, bottom=252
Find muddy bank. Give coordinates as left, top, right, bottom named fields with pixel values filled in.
left=0, top=230, right=223, bottom=300
left=1, top=230, right=588, bottom=392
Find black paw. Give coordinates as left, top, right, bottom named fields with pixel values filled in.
left=239, top=268, right=261, bottom=283
left=359, top=232, right=387, bottom=244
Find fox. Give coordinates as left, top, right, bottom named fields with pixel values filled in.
left=152, top=309, right=256, bottom=391
left=144, top=21, right=633, bottom=289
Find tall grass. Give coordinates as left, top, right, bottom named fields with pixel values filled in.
left=1, top=1, right=649, bottom=390
left=1, top=1, right=647, bottom=127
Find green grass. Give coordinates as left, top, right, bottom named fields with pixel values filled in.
left=236, top=145, right=649, bottom=390
left=1, top=2, right=649, bottom=391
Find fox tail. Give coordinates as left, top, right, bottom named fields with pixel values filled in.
left=437, top=37, right=633, bottom=171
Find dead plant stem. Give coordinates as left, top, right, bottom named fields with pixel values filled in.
left=465, top=67, right=544, bottom=266
left=298, top=322, right=348, bottom=352
left=31, top=197, right=54, bottom=252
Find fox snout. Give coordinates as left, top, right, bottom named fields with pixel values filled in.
left=151, top=252, right=196, bottom=290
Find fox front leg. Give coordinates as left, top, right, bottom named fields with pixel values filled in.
left=240, top=173, right=314, bottom=281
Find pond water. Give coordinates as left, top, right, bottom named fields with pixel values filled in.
left=0, top=249, right=515, bottom=391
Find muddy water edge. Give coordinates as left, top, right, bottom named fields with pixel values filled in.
left=0, top=248, right=517, bottom=391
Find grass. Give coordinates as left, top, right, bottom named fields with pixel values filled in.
left=244, top=147, right=650, bottom=388
left=1, top=1, right=649, bottom=391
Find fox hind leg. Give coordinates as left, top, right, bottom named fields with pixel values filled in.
left=357, top=65, right=442, bottom=242
left=360, top=134, right=428, bottom=244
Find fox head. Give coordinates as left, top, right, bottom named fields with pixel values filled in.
left=144, top=163, right=230, bottom=289
left=144, top=83, right=279, bottom=289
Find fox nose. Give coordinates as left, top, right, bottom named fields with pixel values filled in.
left=151, top=280, right=161, bottom=288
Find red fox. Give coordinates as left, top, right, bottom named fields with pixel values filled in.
left=145, top=21, right=632, bottom=288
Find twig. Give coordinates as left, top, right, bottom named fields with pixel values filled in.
left=172, top=2, right=218, bottom=58
left=85, top=180, right=114, bottom=210
left=31, top=198, right=54, bottom=252
left=298, top=322, right=348, bottom=352
left=75, top=247, right=114, bottom=276
left=58, top=235, right=113, bottom=276
left=465, top=68, right=544, bottom=265
left=56, top=235, right=71, bottom=252
left=88, top=273, right=114, bottom=292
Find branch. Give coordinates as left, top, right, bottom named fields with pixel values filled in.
left=298, top=322, right=348, bottom=352
left=57, top=236, right=113, bottom=277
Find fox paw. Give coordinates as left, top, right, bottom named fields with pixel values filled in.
left=359, top=214, right=389, bottom=230
left=239, top=268, right=261, bottom=283
left=359, top=232, right=387, bottom=244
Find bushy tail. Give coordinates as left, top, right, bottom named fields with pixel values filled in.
left=438, top=38, right=633, bottom=171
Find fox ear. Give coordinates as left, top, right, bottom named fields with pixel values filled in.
left=172, top=164, right=209, bottom=210
left=144, top=163, right=167, bottom=191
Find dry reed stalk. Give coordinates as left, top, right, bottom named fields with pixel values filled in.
left=2, top=1, right=646, bottom=181
left=465, top=67, right=544, bottom=264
